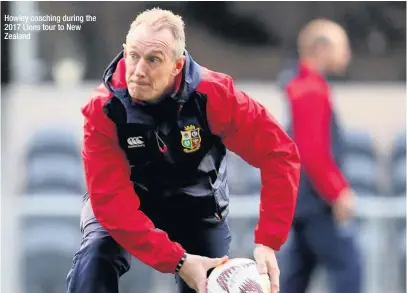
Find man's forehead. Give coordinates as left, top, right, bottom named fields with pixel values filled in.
left=127, top=27, right=175, bottom=56
left=127, top=43, right=166, bottom=55
left=128, top=25, right=174, bottom=44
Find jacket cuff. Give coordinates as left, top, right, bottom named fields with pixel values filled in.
left=175, top=253, right=188, bottom=274
left=166, top=246, right=187, bottom=274
left=254, top=232, right=284, bottom=251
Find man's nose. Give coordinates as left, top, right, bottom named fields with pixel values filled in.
left=134, top=59, right=147, bottom=78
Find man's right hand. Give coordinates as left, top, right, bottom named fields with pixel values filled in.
left=332, top=188, right=356, bottom=223
left=178, top=253, right=229, bottom=293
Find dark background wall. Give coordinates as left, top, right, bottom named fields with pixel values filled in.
left=3, top=1, right=405, bottom=83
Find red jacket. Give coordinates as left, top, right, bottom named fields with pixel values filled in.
left=82, top=53, right=301, bottom=273
left=286, top=62, right=349, bottom=202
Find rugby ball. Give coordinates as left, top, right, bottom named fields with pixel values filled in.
left=207, top=258, right=271, bottom=293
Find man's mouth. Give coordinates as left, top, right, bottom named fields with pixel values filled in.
left=132, top=81, right=150, bottom=87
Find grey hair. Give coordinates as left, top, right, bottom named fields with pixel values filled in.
left=126, top=8, right=186, bottom=58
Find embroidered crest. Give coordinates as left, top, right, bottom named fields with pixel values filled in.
left=181, top=125, right=201, bottom=153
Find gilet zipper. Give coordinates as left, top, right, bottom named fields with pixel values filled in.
left=155, top=103, right=184, bottom=153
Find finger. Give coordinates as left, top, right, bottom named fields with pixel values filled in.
left=254, top=247, right=268, bottom=274
left=203, top=255, right=229, bottom=270
left=260, top=274, right=272, bottom=293
left=267, top=266, right=280, bottom=293
left=196, top=278, right=207, bottom=293
left=270, top=284, right=279, bottom=293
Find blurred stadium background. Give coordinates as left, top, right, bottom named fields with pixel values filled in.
left=1, top=2, right=406, bottom=293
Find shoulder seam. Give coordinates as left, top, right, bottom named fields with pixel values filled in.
left=196, top=68, right=232, bottom=98
left=82, top=83, right=115, bottom=119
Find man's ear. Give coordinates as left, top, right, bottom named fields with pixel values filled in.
left=122, top=43, right=127, bottom=58
left=173, top=56, right=186, bottom=76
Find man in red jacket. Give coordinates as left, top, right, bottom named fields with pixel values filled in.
left=66, top=8, right=301, bottom=293
left=278, top=19, right=362, bottom=293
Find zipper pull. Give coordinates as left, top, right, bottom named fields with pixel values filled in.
left=177, top=104, right=183, bottom=120
left=155, top=131, right=168, bottom=153
left=214, top=197, right=222, bottom=221
left=159, top=145, right=168, bottom=153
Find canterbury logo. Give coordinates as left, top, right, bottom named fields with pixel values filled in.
left=127, top=136, right=145, bottom=148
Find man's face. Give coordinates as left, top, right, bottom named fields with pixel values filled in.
left=123, top=24, right=185, bottom=102
left=327, top=34, right=352, bottom=74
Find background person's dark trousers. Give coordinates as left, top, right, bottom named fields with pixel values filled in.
left=278, top=211, right=363, bottom=293
left=66, top=199, right=232, bottom=293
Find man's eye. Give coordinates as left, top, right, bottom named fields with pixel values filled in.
left=148, top=56, right=160, bottom=63
left=130, top=53, right=138, bottom=60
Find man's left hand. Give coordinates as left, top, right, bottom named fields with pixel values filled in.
left=253, top=244, right=280, bottom=293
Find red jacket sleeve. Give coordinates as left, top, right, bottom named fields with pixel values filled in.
left=81, top=89, right=185, bottom=273
left=287, top=84, right=349, bottom=202
left=202, top=74, right=301, bottom=251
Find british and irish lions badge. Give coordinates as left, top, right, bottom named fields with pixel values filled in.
left=181, top=125, right=202, bottom=153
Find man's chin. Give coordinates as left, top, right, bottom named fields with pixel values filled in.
left=129, top=92, right=162, bottom=104
left=129, top=90, right=149, bottom=101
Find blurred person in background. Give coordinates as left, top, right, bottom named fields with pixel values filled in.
left=278, top=19, right=363, bottom=293
left=66, top=8, right=301, bottom=293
